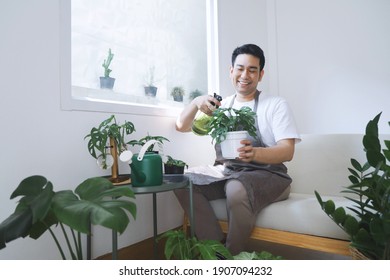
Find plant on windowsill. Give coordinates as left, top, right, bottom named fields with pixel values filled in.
left=100, top=48, right=115, bottom=90
left=159, top=229, right=282, bottom=260
left=189, top=89, right=203, bottom=100
left=144, top=66, right=158, bottom=97
left=164, top=156, right=188, bottom=174
left=207, top=106, right=258, bottom=159
left=0, top=175, right=136, bottom=260
left=315, top=112, right=390, bottom=260
left=170, top=86, right=185, bottom=102
left=84, top=115, right=136, bottom=184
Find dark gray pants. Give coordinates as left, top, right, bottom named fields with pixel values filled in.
left=174, top=179, right=256, bottom=255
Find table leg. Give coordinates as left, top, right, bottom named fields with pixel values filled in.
left=87, top=223, right=91, bottom=260
left=112, top=230, right=118, bottom=259
left=189, top=180, right=195, bottom=237
left=152, top=192, right=158, bottom=259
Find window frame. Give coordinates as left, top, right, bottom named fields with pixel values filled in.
left=59, top=0, right=219, bottom=117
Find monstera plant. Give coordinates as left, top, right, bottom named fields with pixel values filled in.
left=315, top=112, right=390, bottom=260
left=0, top=175, right=137, bottom=259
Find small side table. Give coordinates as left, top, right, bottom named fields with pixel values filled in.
left=87, top=174, right=194, bottom=260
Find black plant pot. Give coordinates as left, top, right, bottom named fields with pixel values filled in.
left=100, top=77, right=115, bottom=89
left=173, top=95, right=183, bottom=102
left=164, top=164, right=185, bottom=174
left=144, top=86, right=158, bottom=97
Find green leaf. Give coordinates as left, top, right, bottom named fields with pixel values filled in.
left=370, top=217, right=386, bottom=243
left=343, top=215, right=359, bottom=236
left=350, top=159, right=363, bottom=172
left=52, top=183, right=136, bottom=235
left=0, top=209, right=32, bottom=249
left=324, top=200, right=336, bottom=215
left=10, top=175, right=49, bottom=199
left=332, top=207, right=346, bottom=224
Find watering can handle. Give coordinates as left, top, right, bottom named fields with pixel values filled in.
left=137, top=139, right=167, bottom=162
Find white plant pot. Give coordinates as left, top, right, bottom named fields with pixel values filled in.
left=220, top=131, right=248, bottom=159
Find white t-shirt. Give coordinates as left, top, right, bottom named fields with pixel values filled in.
left=221, top=92, right=301, bottom=147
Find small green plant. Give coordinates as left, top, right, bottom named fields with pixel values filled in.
left=128, top=134, right=169, bottom=152
left=102, top=48, right=114, bottom=78
left=0, top=175, right=136, bottom=259
left=159, top=229, right=282, bottom=260
left=144, top=66, right=156, bottom=87
left=315, top=112, right=390, bottom=260
left=170, top=86, right=185, bottom=98
left=165, top=156, right=188, bottom=168
left=207, top=106, right=258, bottom=144
left=189, top=89, right=203, bottom=100
left=84, top=115, right=135, bottom=169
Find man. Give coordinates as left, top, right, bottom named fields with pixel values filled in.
left=175, top=44, right=300, bottom=254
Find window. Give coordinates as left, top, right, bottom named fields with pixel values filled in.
left=60, top=0, right=219, bottom=117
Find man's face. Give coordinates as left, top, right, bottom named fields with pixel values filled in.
left=230, top=54, right=264, bottom=96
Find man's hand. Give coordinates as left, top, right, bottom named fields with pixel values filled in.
left=237, top=139, right=295, bottom=164
left=237, top=139, right=254, bottom=162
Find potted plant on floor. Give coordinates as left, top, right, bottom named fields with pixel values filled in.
left=160, top=229, right=282, bottom=260
left=100, top=48, right=115, bottom=89
left=0, top=175, right=136, bottom=259
left=170, top=86, right=185, bottom=102
left=164, top=156, right=188, bottom=174
left=315, top=112, right=390, bottom=260
left=84, top=115, right=136, bottom=184
left=207, top=106, right=258, bottom=159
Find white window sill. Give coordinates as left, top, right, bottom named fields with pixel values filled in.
left=61, top=86, right=184, bottom=118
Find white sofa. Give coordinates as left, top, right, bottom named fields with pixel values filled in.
left=209, top=134, right=377, bottom=256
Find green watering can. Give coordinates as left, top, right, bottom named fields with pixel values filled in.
left=129, top=140, right=166, bottom=187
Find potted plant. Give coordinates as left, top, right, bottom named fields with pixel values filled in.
left=160, top=229, right=282, bottom=260
left=100, top=48, right=115, bottom=89
left=144, top=66, right=158, bottom=97
left=189, top=89, right=203, bottom=100
left=315, top=112, right=390, bottom=260
left=164, top=156, right=188, bottom=174
left=84, top=115, right=136, bottom=183
left=170, top=86, right=185, bottom=102
left=0, top=175, right=136, bottom=259
left=207, top=106, right=258, bottom=159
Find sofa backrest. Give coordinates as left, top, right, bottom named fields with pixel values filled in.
left=285, top=134, right=385, bottom=196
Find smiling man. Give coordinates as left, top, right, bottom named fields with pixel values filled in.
left=174, top=44, right=300, bottom=254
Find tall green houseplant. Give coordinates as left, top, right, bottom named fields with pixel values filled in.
left=315, top=112, right=390, bottom=259
left=0, top=175, right=137, bottom=259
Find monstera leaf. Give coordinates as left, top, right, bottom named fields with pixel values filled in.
left=52, top=177, right=136, bottom=234
left=0, top=175, right=137, bottom=259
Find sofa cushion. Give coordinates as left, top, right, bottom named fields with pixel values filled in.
left=210, top=193, right=354, bottom=240
left=285, top=134, right=367, bottom=195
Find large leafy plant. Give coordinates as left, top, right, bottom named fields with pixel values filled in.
left=207, top=106, right=257, bottom=144
left=315, top=112, right=390, bottom=259
left=0, top=175, right=136, bottom=259
left=160, top=229, right=282, bottom=260
left=85, top=115, right=135, bottom=169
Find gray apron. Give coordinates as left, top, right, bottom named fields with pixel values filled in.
left=186, top=90, right=292, bottom=214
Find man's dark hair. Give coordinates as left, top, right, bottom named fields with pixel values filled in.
left=231, top=44, right=265, bottom=71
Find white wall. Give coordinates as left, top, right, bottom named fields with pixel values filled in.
left=1, top=0, right=389, bottom=259
left=0, top=0, right=214, bottom=260
left=274, top=0, right=390, bottom=133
